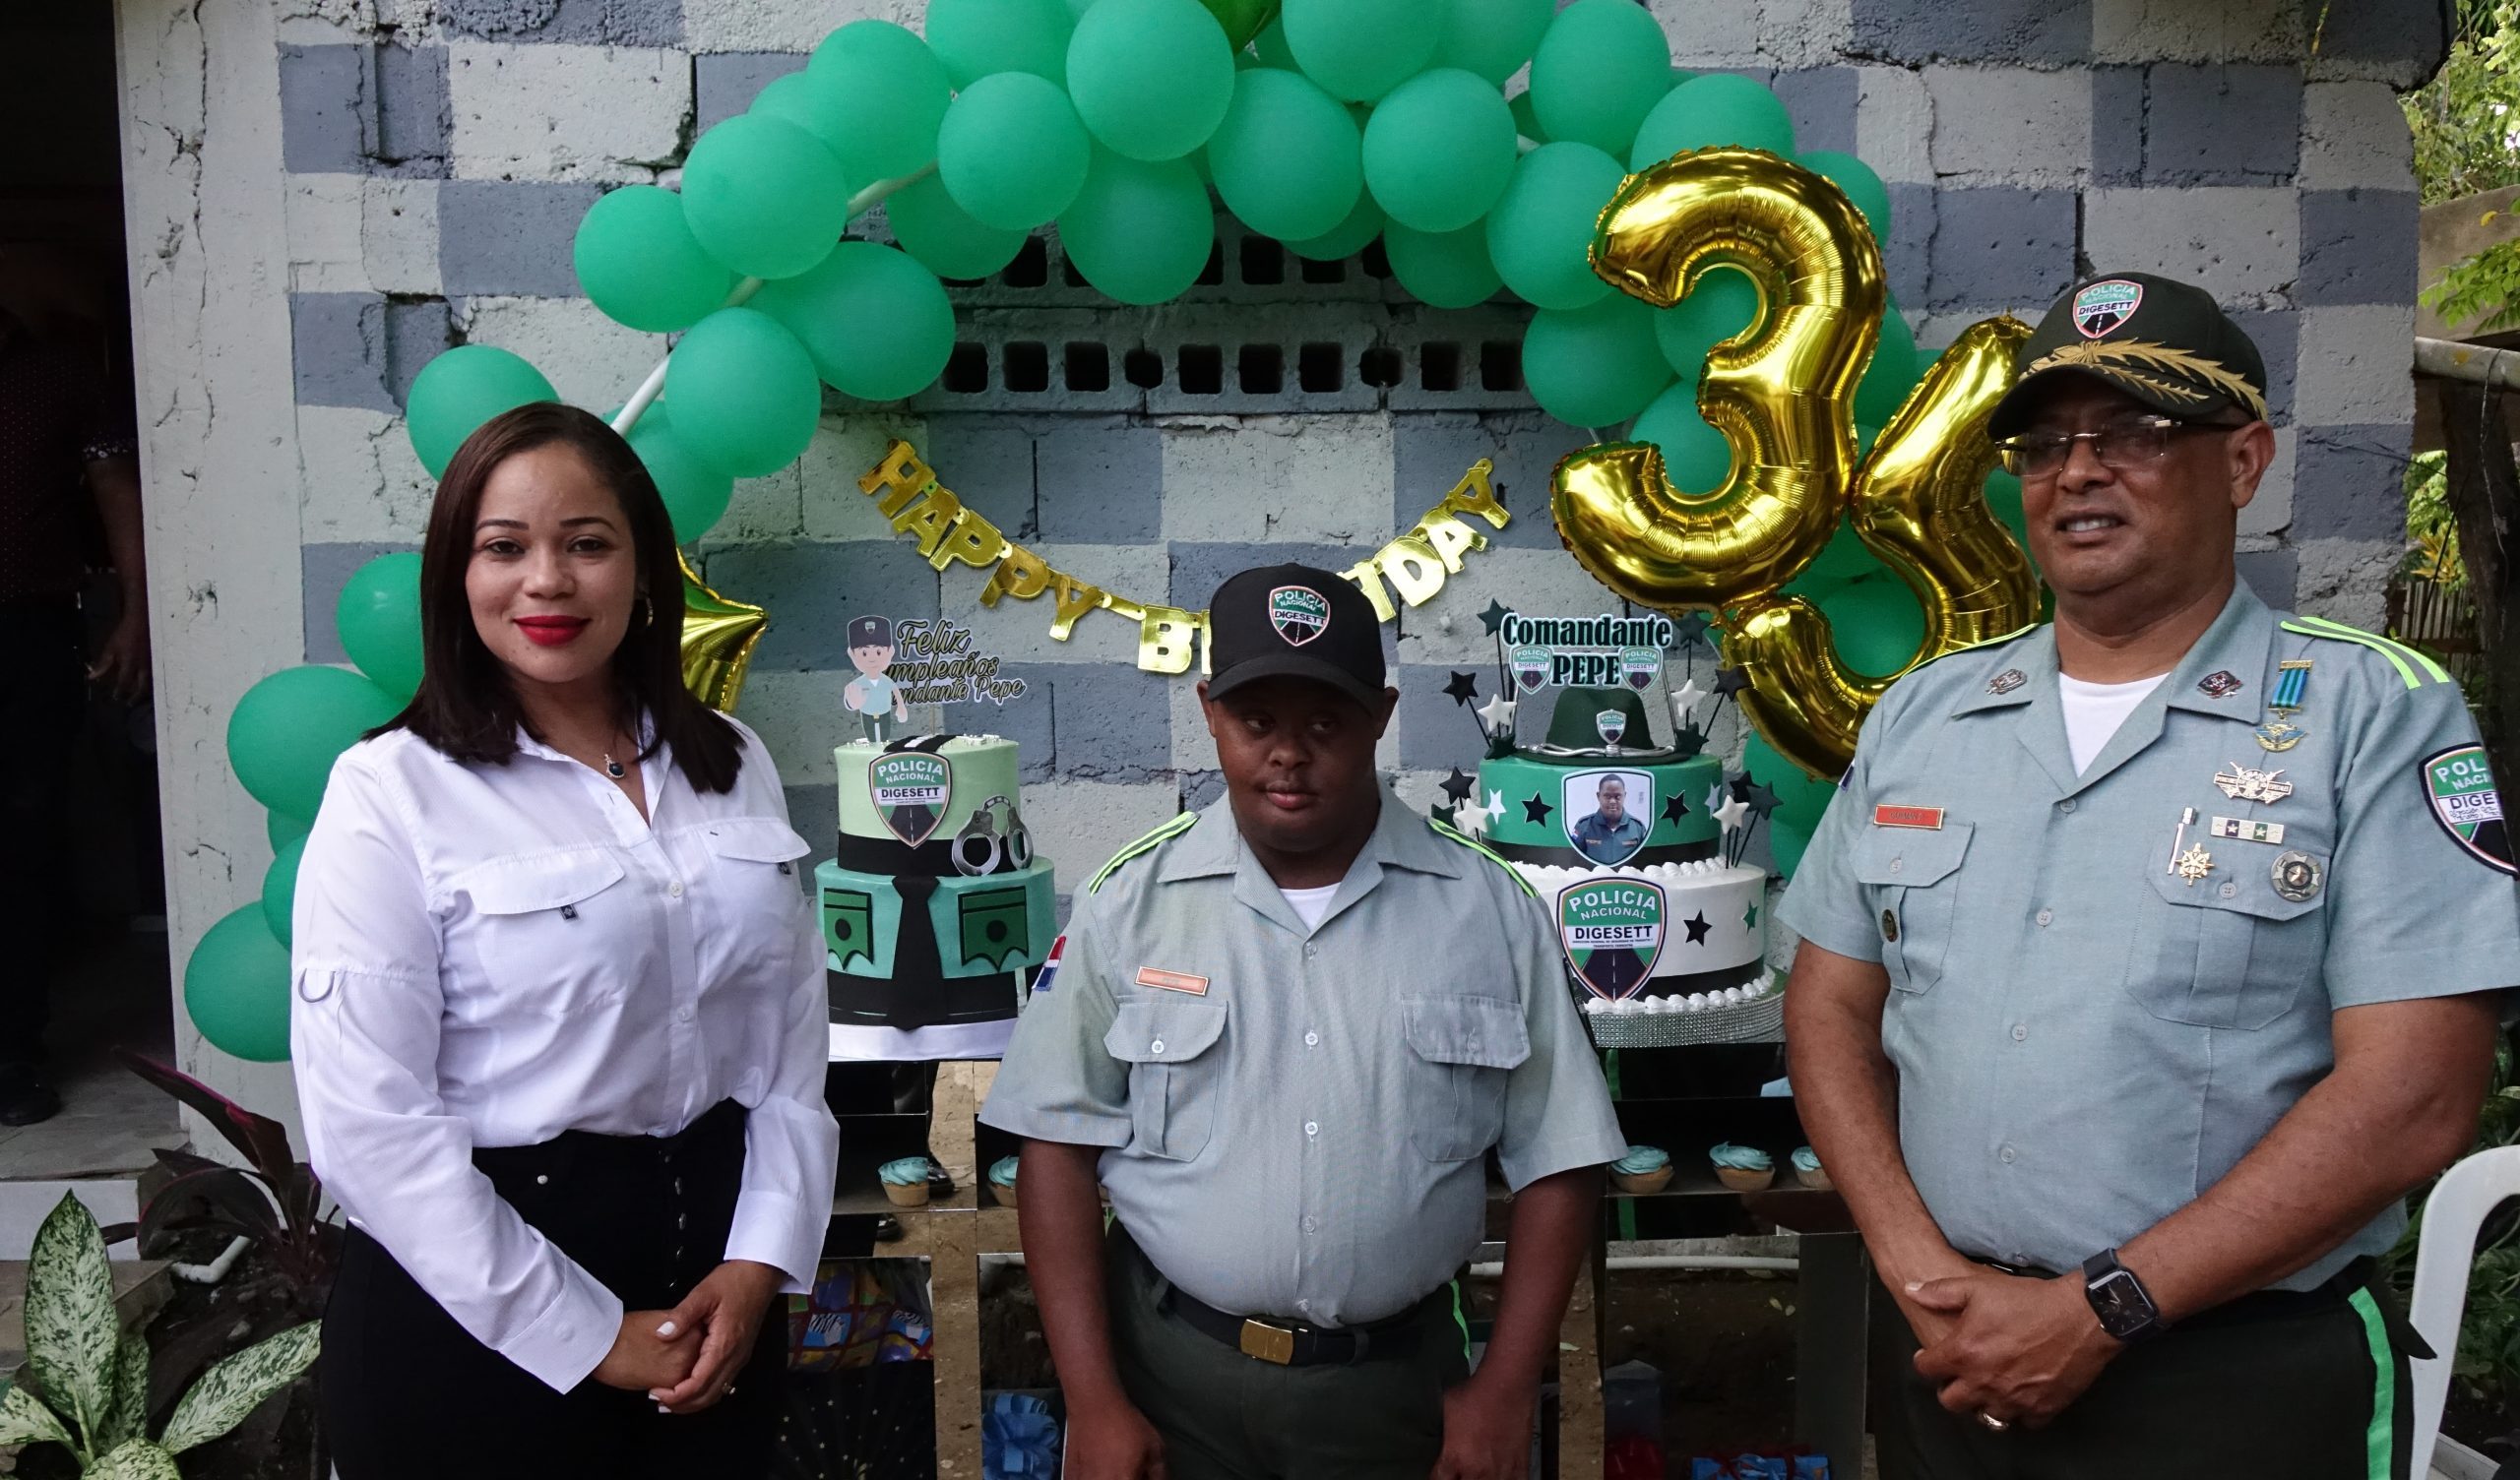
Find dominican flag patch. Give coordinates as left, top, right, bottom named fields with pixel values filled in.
left=1032, top=935, right=1067, bottom=994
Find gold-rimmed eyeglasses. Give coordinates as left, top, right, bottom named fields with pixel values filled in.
left=1995, top=415, right=2236, bottom=479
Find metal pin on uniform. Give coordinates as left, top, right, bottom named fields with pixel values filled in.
left=2167, top=807, right=2195, bottom=876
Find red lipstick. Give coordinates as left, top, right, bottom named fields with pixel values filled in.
left=515, top=615, right=591, bottom=648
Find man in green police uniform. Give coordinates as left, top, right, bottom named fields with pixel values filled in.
left=1781, top=271, right=2520, bottom=1478
left=981, top=563, right=1627, bottom=1480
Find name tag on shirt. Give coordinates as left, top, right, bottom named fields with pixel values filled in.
left=1872, top=804, right=1945, bottom=831
left=1135, top=966, right=1209, bottom=997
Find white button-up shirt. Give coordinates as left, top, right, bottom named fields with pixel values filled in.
left=288, top=717, right=838, bottom=1392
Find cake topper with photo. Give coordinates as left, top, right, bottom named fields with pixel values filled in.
left=1564, top=769, right=1654, bottom=867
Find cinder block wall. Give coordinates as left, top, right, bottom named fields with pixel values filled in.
left=254, top=0, right=2438, bottom=904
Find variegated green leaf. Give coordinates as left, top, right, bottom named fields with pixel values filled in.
left=25, top=1192, right=117, bottom=1448
left=158, top=1321, right=320, bottom=1455
left=98, top=1328, right=151, bottom=1452
left=89, top=1439, right=184, bottom=1479
left=0, top=1376, right=75, bottom=1448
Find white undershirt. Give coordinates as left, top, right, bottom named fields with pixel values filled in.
left=1280, top=884, right=1342, bottom=930
left=2057, top=672, right=2168, bottom=773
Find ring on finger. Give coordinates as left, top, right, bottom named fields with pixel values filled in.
left=1977, top=1412, right=2009, bottom=1434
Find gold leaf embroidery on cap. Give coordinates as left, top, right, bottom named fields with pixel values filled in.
left=2022, top=339, right=2269, bottom=421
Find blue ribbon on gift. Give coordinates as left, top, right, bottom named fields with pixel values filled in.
left=984, top=1391, right=1062, bottom=1479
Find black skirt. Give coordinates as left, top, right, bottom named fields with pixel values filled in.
left=321, top=1099, right=789, bottom=1479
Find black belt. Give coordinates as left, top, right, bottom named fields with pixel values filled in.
left=1163, top=1282, right=1435, bottom=1367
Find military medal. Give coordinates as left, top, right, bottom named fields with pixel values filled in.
left=2197, top=670, right=2244, bottom=699
left=1987, top=669, right=2028, bottom=696
left=2270, top=850, right=2323, bottom=902
left=2208, top=816, right=2286, bottom=845
left=2255, top=658, right=2310, bottom=752
left=2174, top=844, right=2216, bottom=885
left=2214, top=763, right=2293, bottom=805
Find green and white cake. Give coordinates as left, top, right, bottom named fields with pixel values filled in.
left=818, top=733, right=1056, bottom=1060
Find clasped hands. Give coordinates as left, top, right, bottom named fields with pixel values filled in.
left=1903, top=1265, right=2122, bottom=1431
left=593, top=1259, right=786, bottom=1414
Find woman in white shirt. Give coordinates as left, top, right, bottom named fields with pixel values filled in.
left=290, top=402, right=838, bottom=1478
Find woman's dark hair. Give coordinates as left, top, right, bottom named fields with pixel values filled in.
left=375, top=401, right=744, bottom=793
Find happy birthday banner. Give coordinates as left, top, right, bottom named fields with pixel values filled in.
left=856, top=441, right=1513, bottom=675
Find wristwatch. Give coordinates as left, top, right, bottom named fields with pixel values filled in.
left=2081, top=1249, right=2166, bottom=1343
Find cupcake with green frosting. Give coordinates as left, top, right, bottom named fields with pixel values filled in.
left=988, top=1154, right=1021, bottom=1208
left=1792, top=1145, right=1830, bottom=1191
left=879, top=1156, right=935, bottom=1208
left=1609, top=1144, right=1672, bottom=1194
left=1710, top=1142, right=1775, bottom=1192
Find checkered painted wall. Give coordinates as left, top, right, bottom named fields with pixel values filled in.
left=270, top=0, right=2445, bottom=891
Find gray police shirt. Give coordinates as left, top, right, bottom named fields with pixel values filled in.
left=1780, top=586, right=2520, bottom=1289
left=981, top=786, right=1628, bottom=1327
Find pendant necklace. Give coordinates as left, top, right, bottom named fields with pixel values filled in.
left=603, top=752, right=625, bottom=779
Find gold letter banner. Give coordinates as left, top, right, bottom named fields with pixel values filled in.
left=856, top=443, right=1511, bottom=675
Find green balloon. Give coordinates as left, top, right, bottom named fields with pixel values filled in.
left=1855, top=307, right=1922, bottom=427
left=1208, top=68, right=1362, bottom=243
left=1629, top=73, right=1796, bottom=171
left=261, top=834, right=306, bottom=947
left=1652, top=264, right=1762, bottom=377
left=1767, top=813, right=1815, bottom=879
left=1742, top=731, right=1838, bottom=826
left=1798, top=150, right=1892, bottom=239
left=805, top=21, right=952, bottom=179
left=624, top=406, right=736, bottom=542
left=1985, top=468, right=2035, bottom=566
left=1383, top=221, right=1502, bottom=309
left=1250, top=16, right=1297, bottom=68
left=1817, top=575, right=1927, bottom=679
left=753, top=241, right=956, bottom=403
left=267, top=810, right=311, bottom=852
left=939, top=73, right=1094, bottom=230
left=747, top=72, right=859, bottom=166
left=1361, top=68, right=1518, bottom=234
left=1058, top=149, right=1216, bottom=304
left=186, top=905, right=293, bottom=1063
left=926, top=0, right=1075, bottom=87
left=226, top=665, right=401, bottom=821
left=1630, top=381, right=1733, bottom=496
left=573, top=186, right=735, bottom=334
left=1285, top=191, right=1384, bottom=261
left=1524, top=292, right=1670, bottom=427
left=1281, top=0, right=1440, bottom=102
left=886, top=174, right=1030, bottom=280
left=1067, top=0, right=1236, bottom=161
left=1792, top=519, right=1877, bottom=595
left=663, top=308, right=824, bottom=477
left=1200, top=0, right=1279, bottom=49
left=1434, top=0, right=1554, bottom=86
left=335, top=551, right=424, bottom=702
left=405, top=345, right=557, bottom=479
left=1485, top=141, right=1624, bottom=311
left=680, top=114, right=851, bottom=280
left=1528, top=0, right=1671, bottom=156
left=1508, top=89, right=1544, bottom=145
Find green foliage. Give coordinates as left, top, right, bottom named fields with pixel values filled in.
left=5, top=1194, right=321, bottom=1474
left=2404, top=450, right=2468, bottom=588
left=2405, top=3, right=2520, bottom=332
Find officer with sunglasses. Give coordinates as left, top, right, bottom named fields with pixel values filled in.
left=1779, top=272, right=2520, bottom=1478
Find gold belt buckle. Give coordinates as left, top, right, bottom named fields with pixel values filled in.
left=1237, top=1319, right=1296, bottom=1365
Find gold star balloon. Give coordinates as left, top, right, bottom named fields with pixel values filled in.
left=677, top=553, right=767, bottom=712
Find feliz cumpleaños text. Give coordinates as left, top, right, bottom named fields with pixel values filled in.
left=887, top=620, right=1028, bottom=706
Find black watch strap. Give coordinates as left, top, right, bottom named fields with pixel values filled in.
left=2081, top=1249, right=2166, bottom=1343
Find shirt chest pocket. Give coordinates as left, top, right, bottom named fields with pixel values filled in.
left=459, top=853, right=636, bottom=1018
left=2132, top=834, right=2327, bottom=1029
left=1401, top=994, right=1532, bottom=1162
left=1103, top=999, right=1228, bottom=1162
left=1851, top=824, right=1974, bottom=996
left=697, top=819, right=814, bottom=989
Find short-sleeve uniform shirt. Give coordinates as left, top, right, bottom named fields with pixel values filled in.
left=1571, top=810, right=1649, bottom=865
left=981, top=787, right=1628, bottom=1327
left=1779, top=586, right=2520, bottom=1288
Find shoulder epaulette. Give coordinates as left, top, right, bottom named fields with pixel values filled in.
left=1086, top=811, right=1198, bottom=894
left=1427, top=815, right=1539, bottom=897
left=1909, top=623, right=2041, bottom=673
left=2278, top=616, right=2453, bottom=691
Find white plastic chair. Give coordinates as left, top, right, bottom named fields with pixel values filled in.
left=2407, top=1144, right=2520, bottom=1471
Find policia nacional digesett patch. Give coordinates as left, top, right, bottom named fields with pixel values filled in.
left=2424, top=743, right=2517, bottom=877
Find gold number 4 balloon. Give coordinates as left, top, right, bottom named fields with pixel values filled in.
left=1551, top=147, right=2041, bottom=780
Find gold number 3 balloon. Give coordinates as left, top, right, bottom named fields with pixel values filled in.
left=1551, top=147, right=2041, bottom=779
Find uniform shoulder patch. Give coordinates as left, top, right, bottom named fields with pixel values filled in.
left=1427, top=814, right=1539, bottom=896
left=2278, top=616, right=2453, bottom=692
left=1909, top=623, right=2043, bottom=676
left=1086, top=811, right=1198, bottom=894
